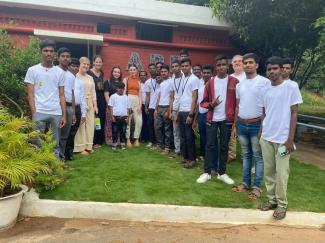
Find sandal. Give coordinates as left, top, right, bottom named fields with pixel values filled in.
left=248, top=187, right=262, bottom=200
left=273, top=207, right=287, bottom=220
left=232, top=183, right=248, bottom=192
left=260, top=202, right=277, bottom=211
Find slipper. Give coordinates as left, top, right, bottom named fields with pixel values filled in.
left=248, top=187, right=262, bottom=200
left=273, top=207, right=287, bottom=220
left=232, top=183, right=248, bottom=192
left=260, top=202, right=277, bottom=211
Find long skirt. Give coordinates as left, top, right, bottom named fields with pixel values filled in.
left=104, top=106, right=113, bottom=145
left=74, top=97, right=95, bottom=152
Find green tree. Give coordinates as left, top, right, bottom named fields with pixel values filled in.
left=0, top=29, right=40, bottom=115
left=210, top=0, right=324, bottom=89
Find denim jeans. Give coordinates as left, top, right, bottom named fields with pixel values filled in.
left=198, top=113, right=207, bottom=157
left=112, top=117, right=127, bottom=145
left=237, top=120, right=264, bottom=188
left=205, top=120, right=232, bottom=175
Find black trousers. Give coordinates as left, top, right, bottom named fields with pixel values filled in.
left=205, top=120, right=232, bottom=175
left=65, top=105, right=81, bottom=159
left=112, top=117, right=127, bottom=145
left=178, top=111, right=196, bottom=161
left=140, top=104, right=149, bottom=142
left=93, top=91, right=106, bottom=145
left=155, top=106, right=173, bottom=150
left=148, top=108, right=156, bottom=144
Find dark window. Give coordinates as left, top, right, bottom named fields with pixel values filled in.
left=97, top=22, right=111, bottom=33
left=136, top=23, right=173, bottom=42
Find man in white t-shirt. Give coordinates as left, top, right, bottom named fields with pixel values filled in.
left=154, top=64, right=173, bottom=153
left=57, top=47, right=75, bottom=161
left=169, top=60, right=184, bottom=155
left=145, top=66, right=159, bottom=147
left=178, top=58, right=199, bottom=168
left=139, top=70, right=149, bottom=143
left=24, top=39, right=66, bottom=159
left=228, top=55, right=246, bottom=162
left=282, top=57, right=299, bottom=88
left=198, top=55, right=238, bottom=184
left=259, top=56, right=303, bottom=220
left=108, top=82, right=131, bottom=150
left=232, top=53, right=271, bottom=198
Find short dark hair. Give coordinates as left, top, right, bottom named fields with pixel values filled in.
left=202, top=64, right=213, bottom=71
left=180, top=57, right=191, bottom=65
left=93, top=55, right=103, bottom=63
left=156, top=61, right=164, bottom=66
left=128, top=63, right=138, bottom=69
left=193, top=64, right=202, bottom=70
left=57, top=47, right=71, bottom=57
left=160, top=64, right=170, bottom=72
left=265, top=56, right=284, bottom=68
left=282, top=57, right=294, bottom=68
left=243, top=53, right=260, bottom=63
left=215, top=54, right=228, bottom=63
left=39, top=39, right=55, bottom=50
left=171, top=59, right=180, bottom=65
left=180, top=48, right=189, bottom=56
left=155, top=70, right=161, bottom=76
left=69, top=58, right=80, bottom=66
left=116, top=81, right=125, bottom=89
left=148, top=63, right=156, bottom=68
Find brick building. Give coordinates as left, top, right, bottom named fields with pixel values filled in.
left=0, top=0, right=231, bottom=78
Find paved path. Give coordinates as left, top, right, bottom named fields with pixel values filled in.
left=292, top=142, right=325, bottom=169
left=1, top=217, right=324, bottom=243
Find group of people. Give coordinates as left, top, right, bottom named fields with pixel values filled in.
left=25, top=40, right=302, bottom=220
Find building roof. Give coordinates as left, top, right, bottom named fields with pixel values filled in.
left=0, top=0, right=230, bottom=30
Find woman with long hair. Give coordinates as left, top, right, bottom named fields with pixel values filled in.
left=123, top=64, right=142, bottom=147
left=103, top=66, right=123, bottom=145
left=74, top=57, right=98, bottom=154
left=88, top=55, right=105, bottom=148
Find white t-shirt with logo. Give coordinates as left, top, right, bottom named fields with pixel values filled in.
left=230, top=72, right=246, bottom=83
left=145, top=78, right=160, bottom=109
left=63, top=70, right=75, bottom=103
left=178, top=73, right=199, bottom=112
left=171, top=74, right=184, bottom=111
left=260, top=81, right=303, bottom=144
left=198, top=79, right=208, bottom=114
left=24, top=64, right=65, bottom=115
left=236, top=75, right=271, bottom=119
left=108, top=93, right=130, bottom=116
left=158, top=78, right=172, bottom=106
left=212, top=75, right=228, bottom=122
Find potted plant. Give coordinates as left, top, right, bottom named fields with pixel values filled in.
left=0, top=107, right=59, bottom=230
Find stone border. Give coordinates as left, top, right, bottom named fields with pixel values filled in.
left=20, top=190, right=325, bottom=228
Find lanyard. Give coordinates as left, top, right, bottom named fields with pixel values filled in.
left=174, top=76, right=183, bottom=94
left=181, top=76, right=191, bottom=96
left=151, top=78, right=157, bottom=92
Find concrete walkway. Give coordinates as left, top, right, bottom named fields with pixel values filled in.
left=19, top=190, right=325, bottom=228
left=292, top=142, right=325, bottom=169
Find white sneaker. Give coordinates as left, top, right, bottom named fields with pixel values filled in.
left=251, top=166, right=255, bottom=174
left=217, top=174, right=234, bottom=185
left=196, top=173, right=211, bottom=183
left=146, top=142, right=152, bottom=148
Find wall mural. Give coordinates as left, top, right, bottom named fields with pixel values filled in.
left=127, top=52, right=180, bottom=70
left=126, top=52, right=144, bottom=70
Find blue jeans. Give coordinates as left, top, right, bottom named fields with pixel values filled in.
left=237, top=120, right=264, bottom=188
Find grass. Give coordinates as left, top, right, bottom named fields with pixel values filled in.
left=300, top=90, right=325, bottom=117
left=40, top=145, right=325, bottom=213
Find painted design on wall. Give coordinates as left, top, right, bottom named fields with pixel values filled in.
left=170, top=55, right=179, bottom=65
left=127, top=52, right=144, bottom=70
left=150, top=54, right=164, bottom=64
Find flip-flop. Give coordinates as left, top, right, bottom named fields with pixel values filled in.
left=248, top=187, right=262, bottom=200
left=273, top=207, right=287, bottom=220
left=231, top=183, right=248, bottom=192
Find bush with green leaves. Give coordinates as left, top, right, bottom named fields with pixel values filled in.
left=0, top=107, right=64, bottom=197
left=0, top=29, right=40, bottom=115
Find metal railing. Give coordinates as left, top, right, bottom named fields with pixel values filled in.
left=297, top=114, right=325, bottom=131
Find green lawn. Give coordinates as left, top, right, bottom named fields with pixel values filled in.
left=300, top=90, right=325, bottom=117
left=40, top=145, right=325, bottom=213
